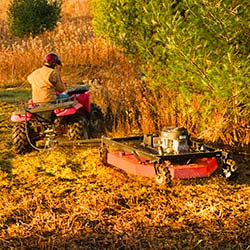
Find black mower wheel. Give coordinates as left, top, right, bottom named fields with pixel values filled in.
left=12, top=122, right=33, bottom=154
left=98, top=146, right=108, bottom=165
left=89, top=103, right=105, bottom=138
left=155, top=163, right=172, bottom=186
left=67, top=116, right=88, bottom=140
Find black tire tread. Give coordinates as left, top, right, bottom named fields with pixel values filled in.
left=12, top=123, right=31, bottom=153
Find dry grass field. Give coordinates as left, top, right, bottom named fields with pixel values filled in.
left=0, top=0, right=249, bottom=249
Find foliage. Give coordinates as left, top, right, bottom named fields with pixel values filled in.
left=7, top=0, right=62, bottom=37
left=91, top=0, right=250, bottom=145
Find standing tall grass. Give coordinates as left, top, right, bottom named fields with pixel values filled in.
left=0, top=0, right=157, bottom=134
left=0, top=0, right=249, bottom=146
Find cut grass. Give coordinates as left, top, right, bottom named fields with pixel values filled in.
left=1, top=146, right=249, bottom=249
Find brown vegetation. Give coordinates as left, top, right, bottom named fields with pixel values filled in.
left=0, top=1, right=249, bottom=249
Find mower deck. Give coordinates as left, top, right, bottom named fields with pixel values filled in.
left=107, top=151, right=218, bottom=179
left=100, top=135, right=223, bottom=184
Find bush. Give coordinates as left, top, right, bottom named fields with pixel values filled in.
left=7, top=0, right=62, bottom=37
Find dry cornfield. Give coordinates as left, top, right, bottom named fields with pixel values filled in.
left=0, top=1, right=250, bottom=249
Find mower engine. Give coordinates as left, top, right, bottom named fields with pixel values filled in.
left=159, top=127, right=190, bottom=155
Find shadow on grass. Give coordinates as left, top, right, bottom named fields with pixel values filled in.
left=0, top=152, right=14, bottom=179
left=0, top=158, right=12, bottom=176
left=0, top=223, right=249, bottom=250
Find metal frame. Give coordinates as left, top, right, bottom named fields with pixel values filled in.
left=101, top=135, right=223, bottom=165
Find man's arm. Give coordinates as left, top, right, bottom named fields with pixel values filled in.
left=49, top=70, right=66, bottom=93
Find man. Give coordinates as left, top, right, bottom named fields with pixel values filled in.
left=27, top=53, right=68, bottom=103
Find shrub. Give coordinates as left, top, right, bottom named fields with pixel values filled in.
left=7, top=0, right=62, bottom=37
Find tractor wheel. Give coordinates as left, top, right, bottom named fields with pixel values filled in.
left=67, top=116, right=88, bottom=140
left=89, top=103, right=105, bottom=138
left=12, top=122, right=33, bottom=154
left=155, top=163, right=172, bottom=186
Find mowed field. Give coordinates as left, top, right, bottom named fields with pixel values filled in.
left=0, top=98, right=249, bottom=249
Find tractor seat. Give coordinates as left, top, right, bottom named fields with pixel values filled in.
left=67, top=85, right=89, bottom=95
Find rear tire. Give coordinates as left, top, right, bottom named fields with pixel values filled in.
left=67, top=116, right=88, bottom=140
left=12, top=123, right=32, bottom=154
left=89, top=103, right=105, bottom=138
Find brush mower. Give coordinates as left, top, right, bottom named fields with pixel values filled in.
left=99, top=127, right=238, bottom=185
left=11, top=85, right=104, bottom=153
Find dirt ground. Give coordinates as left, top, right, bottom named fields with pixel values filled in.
left=0, top=100, right=249, bottom=250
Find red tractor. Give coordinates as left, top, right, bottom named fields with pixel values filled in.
left=11, top=85, right=104, bottom=153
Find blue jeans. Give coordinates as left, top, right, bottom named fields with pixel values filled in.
left=50, top=93, right=70, bottom=104
left=57, top=93, right=69, bottom=100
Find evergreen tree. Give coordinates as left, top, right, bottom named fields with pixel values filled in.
left=8, top=0, right=62, bottom=37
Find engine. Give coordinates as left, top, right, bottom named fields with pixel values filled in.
left=142, top=127, right=191, bottom=155
left=159, top=127, right=190, bottom=155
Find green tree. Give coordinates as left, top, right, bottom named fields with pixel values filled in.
left=7, top=0, right=62, bottom=37
left=92, top=0, right=249, bottom=145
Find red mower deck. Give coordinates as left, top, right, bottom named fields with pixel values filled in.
left=107, top=151, right=218, bottom=179
left=99, top=134, right=231, bottom=185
